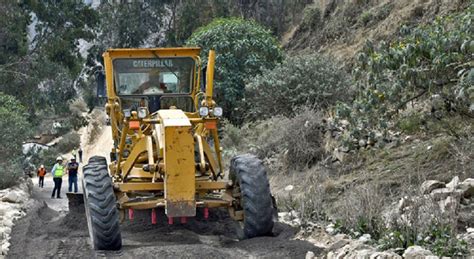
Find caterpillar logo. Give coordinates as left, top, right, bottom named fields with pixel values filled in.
left=133, top=59, right=173, bottom=68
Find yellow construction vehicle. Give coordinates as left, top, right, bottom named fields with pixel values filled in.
left=82, top=47, right=275, bottom=250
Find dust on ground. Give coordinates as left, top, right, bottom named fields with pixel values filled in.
left=8, top=177, right=322, bottom=258
left=8, top=123, right=323, bottom=258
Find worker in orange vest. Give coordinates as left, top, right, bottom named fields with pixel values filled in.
left=37, top=165, right=46, bottom=188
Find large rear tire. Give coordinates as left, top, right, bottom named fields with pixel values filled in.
left=82, top=156, right=122, bottom=250
left=230, top=154, right=274, bottom=238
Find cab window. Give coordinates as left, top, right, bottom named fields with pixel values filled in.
left=113, top=58, right=194, bottom=95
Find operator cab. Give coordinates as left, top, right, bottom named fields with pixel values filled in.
left=112, top=57, right=196, bottom=114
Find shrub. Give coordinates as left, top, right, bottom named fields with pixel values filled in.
left=379, top=221, right=469, bottom=257
left=187, top=18, right=283, bottom=123
left=0, top=93, right=31, bottom=188
left=244, top=54, right=353, bottom=121
left=69, top=98, right=88, bottom=115
left=359, top=10, right=373, bottom=26
left=56, top=132, right=80, bottom=155
left=221, top=107, right=326, bottom=170
left=276, top=169, right=329, bottom=224
left=0, top=159, right=24, bottom=189
left=302, top=6, right=321, bottom=29
left=331, top=182, right=386, bottom=239
left=339, top=5, right=474, bottom=139
left=397, top=112, right=425, bottom=134
left=67, top=99, right=89, bottom=130
left=0, top=93, right=31, bottom=161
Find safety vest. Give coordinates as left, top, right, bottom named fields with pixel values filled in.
left=54, top=165, right=64, bottom=178
left=38, top=168, right=46, bottom=177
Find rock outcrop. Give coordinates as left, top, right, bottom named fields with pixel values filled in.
left=0, top=179, right=33, bottom=256
left=291, top=177, right=474, bottom=258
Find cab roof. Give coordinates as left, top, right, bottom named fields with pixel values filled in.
left=103, top=47, right=201, bottom=59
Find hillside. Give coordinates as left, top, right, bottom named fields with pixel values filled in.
left=0, top=1, right=472, bottom=258
left=285, top=0, right=469, bottom=64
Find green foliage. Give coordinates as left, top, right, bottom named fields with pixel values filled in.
left=245, top=54, right=352, bottom=120
left=0, top=159, right=24, bottom=189
left=0, top=1, right=100, bottom=122
left=397, top=112, right=425, bottom=134
left=337, top=6, right=473, bottom=139
left=0, top=93, right=31, bottom=188
left=167, top=0, right=229, bottom=46
left=0, top=93, right=31, bottom=162
left=359, top=10, right=373, bottom=26
left=302, top=6, right=321, bottom=29
left=0, top=3, right=29, bottom=65
left=27, top=1, right=98, bottom=74
left=379, top=223, right=469, bottom=257
left=168, top=0, right=313, bottom=45
left=56, top=132, right=80, bottom=155
left=222, top=107, right=326, bottom=169
left=95, top=2, right=168, bottom=49
left=187, top=18, right=283, bottom=123
left=28, top=146, right=61, bottom=170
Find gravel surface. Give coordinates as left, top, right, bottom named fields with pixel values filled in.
left=7, top=177, right=322, bottom=258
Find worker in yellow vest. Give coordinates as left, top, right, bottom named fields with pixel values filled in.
left=51, top=156, right=65, bottom=199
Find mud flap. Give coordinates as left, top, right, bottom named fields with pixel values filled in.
left=66, top=192, right=85, bottom=214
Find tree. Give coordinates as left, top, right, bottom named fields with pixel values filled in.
left=27, top=1, right=99, bottom=74
left=187, top=18, right=283, bottom=122
left=335, top=5, right=473, bottom=141
left=93, top=1, right=169, bottom=49
left=0, top=93, right=30, bottom=159
left=0, top=93, right=31, bottom=188
left=245, top=54, right=353, bottom=120
left=0, top=1, right=100, bottom=118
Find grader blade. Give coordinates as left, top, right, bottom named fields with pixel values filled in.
left=66, top=192, right=84, bottom=214
left=158, top=109, right=196, bottom=217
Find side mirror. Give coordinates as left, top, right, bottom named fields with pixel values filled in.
left=96, top=70, right=106, bottom=98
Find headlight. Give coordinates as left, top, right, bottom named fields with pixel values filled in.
left=199, top=107, right=209, bottom=117
left=137, top=107, right=148, bottom=119
left=213, top=107, right=223, bottom=117
left=123, top=109, right=131, bottom=118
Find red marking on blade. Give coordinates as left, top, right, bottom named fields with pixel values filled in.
left=151, top=209, right=157, bottom=225
left=180, top=217, right=187, bottom=224
left=168, top=217, right=173, bottom=225
left=204, top=207, right=209, bottom=219
left=128, top=208, right=134, bottom=220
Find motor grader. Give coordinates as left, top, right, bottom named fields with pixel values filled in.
left=81, top=47, right=275, bottom=250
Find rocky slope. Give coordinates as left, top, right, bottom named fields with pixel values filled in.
left=280, top=177, right=474, bottom=258
left=285, top=0, right=469, bottom=64
left=0, top=178, right=33, bottom=256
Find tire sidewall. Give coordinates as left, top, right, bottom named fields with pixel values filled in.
left=82, top=174, right=96, bottom=249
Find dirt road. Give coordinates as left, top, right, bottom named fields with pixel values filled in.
left=7, top=176, right=322, bottom=258
left=8, top=121, right=322, bottom=258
